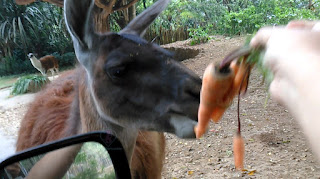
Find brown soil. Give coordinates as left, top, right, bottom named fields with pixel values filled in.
left=1, top=36, right=320, bottom=178
left=162, top=36, right=320, bottom=178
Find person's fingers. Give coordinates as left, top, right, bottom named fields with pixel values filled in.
left=286, top=20, right=317, bottom=30
left=262, top=47, right=279, bottom=74
left=250, top=26, right=287, bottom=48
left=286, top=20, right=320, bottom=31
left=250, top=27, right=274, bottom=48
left=269, top=77, right=298, bottom=110
left=269, top=78, right=284, bottom=105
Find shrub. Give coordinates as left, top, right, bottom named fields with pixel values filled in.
left=188, top=27, right=211, bottom=45
left=52, top=52, right=76, bottom=68
left=0, top=54, right=40, bottom=76
left=11, top=75, right=49, bottom=95
left=61, top=52, right=76, bottom=67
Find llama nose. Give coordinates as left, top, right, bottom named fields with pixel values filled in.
left=176, top=76, right=201, bottom=121
left=181, top=76, right=201, bottom=101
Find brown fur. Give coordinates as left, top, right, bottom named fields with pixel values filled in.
left=131, top=131, right=165, bottom=179
left=16, top=70, right=75, bottom=151
left=16, top=69, right=166, bottom=178
left=39, top=55, right=59, bottom=73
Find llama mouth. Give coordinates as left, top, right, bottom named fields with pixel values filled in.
left=167, top=105, right=198, bottom=122
left=137, top=113, right=197, bottom=139
left=169, top=114, right=197, bottom=139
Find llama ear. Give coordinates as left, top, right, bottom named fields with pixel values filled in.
left=119, top=0, right=171, bottom=37
left=64, top=0, right=99, bottom=52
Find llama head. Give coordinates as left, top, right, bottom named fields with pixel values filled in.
left=27, top=53, right=35, bottom=59
left=64, top=0, right=201, bottom=138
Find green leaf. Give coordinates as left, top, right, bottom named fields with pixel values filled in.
left=12, top=18, right=16, bottom=43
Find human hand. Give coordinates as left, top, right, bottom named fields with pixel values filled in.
left=250, top=22, right=320, bottom=111
left=285, top=20, right=320, bottom=31
left=250, top=20, right=320, bottom=160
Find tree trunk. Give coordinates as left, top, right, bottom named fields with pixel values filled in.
left=123, top=0, right=130, bottom=25
left=93, top=7, right=110, bottom=33
left=93, top=1, right=136, bottom=33
left=116, top=1, right=136, bottom=30
left=15, top=0, right=136, bottom=33
left=128, top=4, right=136, bottom=21
left=308, top=0, right=313, bottom=10
left=95, top=14, right=110, bottom=32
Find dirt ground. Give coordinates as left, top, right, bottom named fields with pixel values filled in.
left=1, top=36, right=320, bottom=178
left=162, top=36, right=320, bottom=178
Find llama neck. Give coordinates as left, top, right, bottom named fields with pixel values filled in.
left=77, top=74, right=138, bottom=165
left=29, top=57, right=42, bottom=70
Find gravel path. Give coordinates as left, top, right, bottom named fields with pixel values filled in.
left=0, top=129, right=16, bottom=162
left=0, top=88, right=33, bottom=160
left=0, top=76, right=55, bottom=160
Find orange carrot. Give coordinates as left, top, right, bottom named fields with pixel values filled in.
left=233, top=56, right=250, bottom=95
left=233, top=58, right=247, bottom=171
left=233, top=132, right=245, bottom=170
left=210, top=107, right=226, bottom=123
left=195, top=63, right=235, bottom=138
left=230, top=60, right=240, bottom=76
left=195, top=43, right=259, bottom=169
left=195, top=58, right=251, bottom=138
left=200, top=63, right=235, bottom=104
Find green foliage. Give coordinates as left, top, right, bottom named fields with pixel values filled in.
left=0, top=55, right=34, bottom=76
left=66, top=142, right=115, bottom=179
left=11, top=74, right=49, bottom=95
left=1, top=0, right=320, bottom=76
left=52, top=52, right=76, bottom=67
left=0, top=0, right=74, bottom=76
left=220, top=5, right=261, bottom=34
left=219, top=0, right=319, bottom=34
left=138, top=0, right=320, bottom=38
left=20, top=154, right=45, bottom=172
left=188, top=27, right=211, bottom=45
left=105, top=172, right=116, bottom=179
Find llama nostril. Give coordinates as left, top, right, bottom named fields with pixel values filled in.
left=185, top=88, right=200, bottom=100
left=182, top=77, right=201, bottom=100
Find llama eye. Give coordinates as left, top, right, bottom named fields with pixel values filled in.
left=108, top=66, right=127, bottom=79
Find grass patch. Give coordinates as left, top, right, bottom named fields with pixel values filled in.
left=0, top=75, right=20, bottom=89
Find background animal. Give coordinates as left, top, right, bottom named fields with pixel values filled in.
left=16, top=0, right=201, bottom=178
left=27, top=53, right=59, bottom=77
